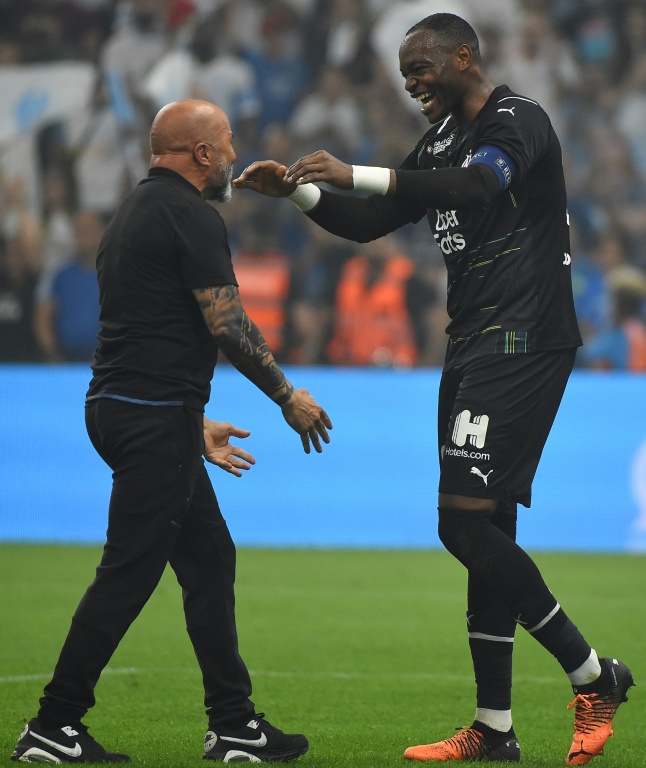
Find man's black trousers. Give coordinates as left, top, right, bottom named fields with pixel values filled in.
left=38, top=397, right=254, bottom=727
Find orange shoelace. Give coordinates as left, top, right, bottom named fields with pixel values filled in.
left=567, top=693, right=616, bottom=734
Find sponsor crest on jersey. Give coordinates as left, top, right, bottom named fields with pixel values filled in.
left=431, top=132, right=455, bottom=155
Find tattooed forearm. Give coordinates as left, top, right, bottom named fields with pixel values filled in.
left=234, top=329, right=295, bottom=405
left=193, top=285, right=294, bottom=404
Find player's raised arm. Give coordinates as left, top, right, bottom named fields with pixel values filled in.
left=235, top=154, right=421, bottom=242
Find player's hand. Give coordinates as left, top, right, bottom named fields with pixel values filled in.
left=233, top=160, right=296, bottom=198
left=281, top=388, right=333, bottom=454
left=284, top=150, right=354, bottom=190
left=203, top=418, right=256, bottom=477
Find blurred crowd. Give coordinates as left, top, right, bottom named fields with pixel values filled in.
left=1, top=0, right=645, bottom=370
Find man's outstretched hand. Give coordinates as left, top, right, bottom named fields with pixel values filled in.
left=233, top=160, right=296, bottom=197
left=281, top=388, right=333, bottom=454
left=283, top=150, right=354, bottom=189
left=203, top=418, right=256, bottom=477
left=233, top=151, right=354, bottom=195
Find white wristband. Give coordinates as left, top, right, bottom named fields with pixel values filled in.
left=352, top=165, right=391, bottom=195
left=287, top=183, right=321, bottom=212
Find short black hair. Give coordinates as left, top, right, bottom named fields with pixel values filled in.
left=406, top=13, right=480, bottom=57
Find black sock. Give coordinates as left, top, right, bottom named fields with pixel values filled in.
left=472, top=720, right=515, bottom=742
left=530, top=609, right=591, bottom=673
left=467, top=504, right=517, bottom=711
left=469, top=636, right=514, bottom=710
left=438, top=507, right=561, bottom=629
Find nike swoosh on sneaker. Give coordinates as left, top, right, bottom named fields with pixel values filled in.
left=220, top=733, right=268, bottom=748
left=30, top=731, right=83, bottom=757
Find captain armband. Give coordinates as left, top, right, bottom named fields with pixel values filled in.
left=468, top=146, right=517, bottom=190
left=287, top=183, right=321, bottom=212
left=351, top=166, right=391, bottom=195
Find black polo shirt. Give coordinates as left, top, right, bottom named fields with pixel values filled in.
left=87, top=167, right=237, bottom=410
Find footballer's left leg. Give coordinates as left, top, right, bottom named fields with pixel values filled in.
left=565, top=656, right=634, bottom=765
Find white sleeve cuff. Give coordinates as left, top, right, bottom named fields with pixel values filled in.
left=287, top=183, right=321, bottom=212
left=352, top=165, right=391, bottom=195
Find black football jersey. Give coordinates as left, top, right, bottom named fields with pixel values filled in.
left=400, top=85, right=582, bottom=366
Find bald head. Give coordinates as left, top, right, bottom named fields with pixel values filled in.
left=150, top=99, right=229, bottom=155
left=149, top=100, right=236, bottom=200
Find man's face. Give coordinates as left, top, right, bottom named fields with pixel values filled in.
left=399, top=30, right=463, bottom=124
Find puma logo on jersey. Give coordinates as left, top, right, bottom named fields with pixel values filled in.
left=471, top=467, right=493, bottom=486
left=497, top=107, right=516, bottom=116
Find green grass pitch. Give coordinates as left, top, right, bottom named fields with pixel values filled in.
left=1, top=545, right=644, bottom=767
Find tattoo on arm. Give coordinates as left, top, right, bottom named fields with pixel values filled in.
left=194, top=285, right=293, bottom=404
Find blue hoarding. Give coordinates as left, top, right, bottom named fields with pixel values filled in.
left=1, top=365, right=644, bottom=551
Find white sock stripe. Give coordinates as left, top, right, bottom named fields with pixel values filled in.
left=468, top=632, right=515, bottom=642
left=527, top=603, right=561, bottom=633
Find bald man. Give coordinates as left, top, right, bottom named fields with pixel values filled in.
left=12, top=100, right=330, bottom=765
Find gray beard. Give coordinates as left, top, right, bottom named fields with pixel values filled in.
left=208, top=163, right=233, bottom=203
left=214, top=179, right=233, bottom=203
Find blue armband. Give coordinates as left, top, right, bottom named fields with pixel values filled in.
left=469, top=145, right=516, bottom=190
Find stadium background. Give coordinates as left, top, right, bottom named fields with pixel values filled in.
left=1, top=0, right=645, bottom=552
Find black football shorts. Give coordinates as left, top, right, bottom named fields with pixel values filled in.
left=437, top=348, right=577, bottom=507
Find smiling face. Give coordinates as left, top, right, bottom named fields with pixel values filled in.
left=399, top=29, right=471, bottom=125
